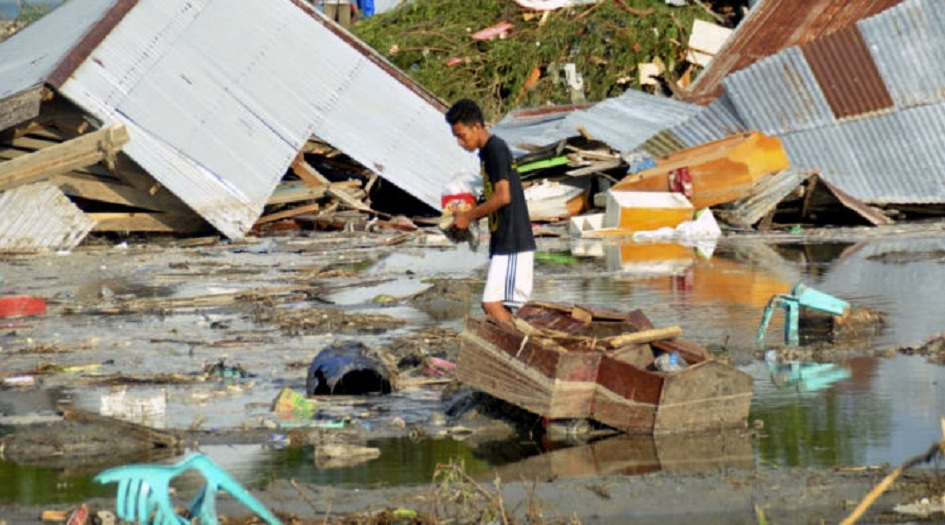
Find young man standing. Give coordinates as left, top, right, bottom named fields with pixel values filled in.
left=445, top=99, right=536, bottom=328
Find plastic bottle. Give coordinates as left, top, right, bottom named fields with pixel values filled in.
left=654, top=352, right=687, bottom=373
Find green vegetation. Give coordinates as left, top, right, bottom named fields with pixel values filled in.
left=353, top=0, right=710, bottom=121
left=14, top=1, right=53, bottom=24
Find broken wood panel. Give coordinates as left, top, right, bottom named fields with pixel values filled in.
left=0, top=124, right=130, bottom=191
left=0, top=86, right=43, bottom=133
left=292, top=153, right=330, bottom=186
left=267, top=181, right=328, bottom=205
left=464, top=316, right=600, bottom=382
left=0, top=181, right=96, bottom=252
left=257, top=203, right=321, bottom=224
left=88, top=211, right=208, bottom=234
left=819, top=176, right=893, bottom=226
left=457, top=330, right=597, bottom=419
left=655, top=360, right=753, bottom=433
left=716, top=168, right=810, bottom=228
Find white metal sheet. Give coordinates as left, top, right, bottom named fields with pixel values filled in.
left=0, top=181, right=96, bottom=251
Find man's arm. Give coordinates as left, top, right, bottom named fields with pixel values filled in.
left=453, top=179, right=510, bottom=230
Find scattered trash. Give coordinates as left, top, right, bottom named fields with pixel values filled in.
left=272, top=387, right=318, bottom=419
left=470, top=21, right=514, bottom=41
left=1, top=375, right=36, bottom=388
left=653, top=351, right=687, bottom=373
left=686, top=19, right=733, bottom=67
left=524, top=179, right=588, bottom=221
left=314, top=443, right=381, bottom=469
left=306, top=341, right=395, bottom=396
left=423, top=356, right=456, bottom=377
left=95, top=453, right=282, bottom=525
left=99, top=387, right=168, bottom=428
left=203, top=359, right=251, bottom=380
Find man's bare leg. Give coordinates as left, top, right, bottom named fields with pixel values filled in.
left=483, top=301, right=514, bottom=328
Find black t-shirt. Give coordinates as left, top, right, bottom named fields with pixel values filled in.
left=479, top=135, right=536, bottom=256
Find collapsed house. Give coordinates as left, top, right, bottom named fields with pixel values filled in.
left=0, top=0, right=476, bottom=251
left=495, top=0, right=945, bottom=232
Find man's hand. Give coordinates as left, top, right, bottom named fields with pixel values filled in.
left=453, top=210, right=470, bottom=230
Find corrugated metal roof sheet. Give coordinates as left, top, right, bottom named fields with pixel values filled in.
left=858, top=0, right=945, bottom=109
left=724, top=47, right=835, bottom=135
left=801, top=24, right=894, bottom=118
left=668, top=93, right=748, bottom=149
left=683, top=0, right=904, bottom=106
left=782, top=103, right=945, bottom=204
left=558, top=89, right=701, bottom=155
left=493, top=91, right=699, bottom=157
left=492, top=105, right=590, bottom=157
left=714, top=0, right=945, bottom=205
left=37, top=0, right=476, bottom=239
left=0, top=181, right=96, bottom=251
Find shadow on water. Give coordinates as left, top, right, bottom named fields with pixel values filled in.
left=8, top=235, right=945, bottom=507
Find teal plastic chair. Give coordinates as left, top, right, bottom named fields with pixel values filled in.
left=757, top=283, right=850, bottom=348
left=95, top=453, right=281, bottom=525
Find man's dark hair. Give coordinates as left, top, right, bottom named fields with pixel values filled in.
left=446, top=99, right=484, bottom=127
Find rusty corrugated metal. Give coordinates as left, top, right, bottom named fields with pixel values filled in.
left=0, top=181, right=96, bottom=252
left=683, top=0, right=904, bottom=106
left=724, top=48, right=834, bottom=135
left=47, top=0, right=137, bottom=88
left=858, top=0, right=945, bottom=108
left=801, top=24, right=893, bottom=119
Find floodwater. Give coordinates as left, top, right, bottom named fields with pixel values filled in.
left=4, top=231, right=945, bottom=506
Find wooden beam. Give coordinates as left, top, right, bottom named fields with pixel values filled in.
left=267, top=181, right=327, bottom=205
left=291, top=152, right=330, bottom=186
left=0, top=124, right=130, bottom=191
left=53, top=172, right=192, bottom=214
left=88, top=212, right=207, bottom=234
left=0, top=85, right=43, bottom=132
left=256, top=203, right=321, bottom=224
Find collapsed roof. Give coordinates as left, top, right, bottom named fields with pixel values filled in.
left=0, top=0, right=476, bottom=242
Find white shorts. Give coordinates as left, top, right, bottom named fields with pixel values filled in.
left=482, top=251, right=534, bottom=308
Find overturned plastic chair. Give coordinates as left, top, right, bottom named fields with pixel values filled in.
left=95, top=452, right=282, bottom=525
left=757, top=283, right=850, bottom=348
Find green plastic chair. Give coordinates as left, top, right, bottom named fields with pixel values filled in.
left=95, top=453, right=281, bottom=525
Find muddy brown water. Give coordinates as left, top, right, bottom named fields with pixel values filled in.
left=3, top=230, right=945, bottom=511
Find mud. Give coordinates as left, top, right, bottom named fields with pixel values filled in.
left=5, top=222, right=945, bottom=523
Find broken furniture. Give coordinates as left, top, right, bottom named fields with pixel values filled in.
left=95, top=452, right=281, bottom=525
left=757, top=283, right=851, bottom=348
left=457, top=302, right=753, bottom=434
left=611, top=132, right=789, bottom=209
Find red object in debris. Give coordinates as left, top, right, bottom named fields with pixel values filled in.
left=446, top=57, right=465, bottom=67
left=669, top=166, right=693, bottom=199
left=65, top=504, right=88, bottom=525
left=471, top=22, right=514, bottom=41
left=424, top=356, right=457, bottom=377
left=0, top=296, right=46, bottom=318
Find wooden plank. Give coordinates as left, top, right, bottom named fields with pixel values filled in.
left=257, top=203, right=321, bottom=224
left=291, top=152, right=330, bottom=186
left=0, top=124, right=130, bottom=191
left=607, top=326, right=682, bottom=347
left=53, top=172, right=192, bottom=213
left=0, top=85, right=43, bottom=132
left=267, top=181, right=327, bottom=205
left=88, top=211, right=207, bottom=234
